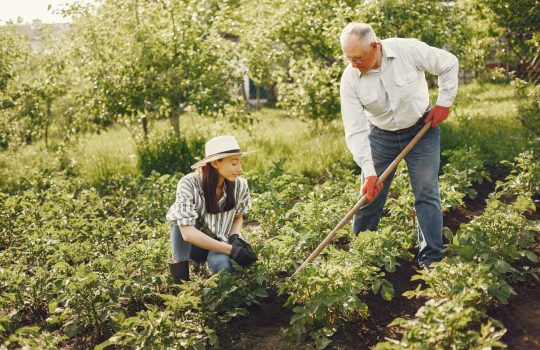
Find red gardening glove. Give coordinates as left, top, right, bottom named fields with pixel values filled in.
left=425, top=105, right=451, bottom=128
left=362, top=176, right=384, bottom=202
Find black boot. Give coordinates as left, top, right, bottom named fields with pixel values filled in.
left=168, top=259, right=189, bottom=284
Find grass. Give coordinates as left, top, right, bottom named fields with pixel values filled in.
left=438, top=82, right=532, bottom=171
left=0, top=81, right=534, bottom=187
left=69, top=126, right=139, bottom=184
left=140, top=108, right=353, bottom=177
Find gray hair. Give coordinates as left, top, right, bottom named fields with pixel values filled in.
left=339, top=22, right=377, bottom=48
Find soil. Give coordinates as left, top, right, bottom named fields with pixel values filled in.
left=216, top=291, right=294, bottom=349
left=217, top=179, right=540, bottom=350
left=487, top=231, right=540, bottom=350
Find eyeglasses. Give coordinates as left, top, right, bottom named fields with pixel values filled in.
left=343, top=43, right=379, bottom=64
left=345, top=55, right=366, bottom=64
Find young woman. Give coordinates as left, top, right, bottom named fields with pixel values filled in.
left=166, top=135, right=257, bottom=283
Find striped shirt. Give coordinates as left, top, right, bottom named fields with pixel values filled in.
left=166, top=171, right=252, bottom=242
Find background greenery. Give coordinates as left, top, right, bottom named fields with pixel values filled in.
left=1, top=0, right=539, bottom=348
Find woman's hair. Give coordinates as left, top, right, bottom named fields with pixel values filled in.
left=201, top=162, right=236, bottom=214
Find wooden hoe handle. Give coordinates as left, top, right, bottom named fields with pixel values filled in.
left=292, top=121, right=433, bottom=277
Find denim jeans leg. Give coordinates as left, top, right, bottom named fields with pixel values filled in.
left=405, top=126, right=443, bottom=266
left=170, top=223, right=191, bottom=261
left=207, top=251, right=233, bottom=274
left=353, top=128, right=399, bottom=235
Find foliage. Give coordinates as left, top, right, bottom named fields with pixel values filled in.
left=475, top=0, right=540, bottom=83
left=63, top=0, right=242, bottom=136
left=238, top=0, right=479, bottom=122
left=136, top=132, right=205, bottom=177
left=378, top=151, right=540, bottom=349
left=439, top=147, right=491, bottom=209
left=366, top=0, right=482, bottom=71
left=0, top=25, right=30, bottom=95
left=513, top=79, right=540, bottom=138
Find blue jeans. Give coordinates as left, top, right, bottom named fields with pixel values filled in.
left=170, top=223, right=233, bottom=274
left=353, top=122, right=443, bottom=267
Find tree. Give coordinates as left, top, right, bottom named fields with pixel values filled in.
left=476, top=0, right=540, bottom=83
left=0, top=26, right=29, bottom=148
left=0, top=25, right=66, bottom=148
left=237, top=0, right=479, bottom=122
left=65, top=0, right=241, bottom=137
left=0, top=26, right=29, bottom=94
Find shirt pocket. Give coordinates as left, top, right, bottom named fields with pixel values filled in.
left=395, top=70, right=418, bottom=102
left=395, top=70, right=418, bottom=86
left=359, top=91, right=378, bottom=110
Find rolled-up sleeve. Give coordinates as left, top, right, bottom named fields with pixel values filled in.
left=408, top=39, right=459, bottom=107
left=340, top=68, right=376, bottom=177
left=168, top=177, right=198, bottom=226
left=235, top=178, right=252, bottom=216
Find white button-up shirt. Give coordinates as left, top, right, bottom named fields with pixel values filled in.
left=340, top=37, right=459, bottom=177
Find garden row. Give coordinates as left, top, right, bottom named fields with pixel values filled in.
left=0, top=147, right=531, bottom=350
left=245, top=147, right=492, bottom=349
left=377, top=151, right=540, bottom=349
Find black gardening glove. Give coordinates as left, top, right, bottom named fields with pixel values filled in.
left=228, top=234, right=241, bottom=245
left=228, top=235, right=257, bottom=267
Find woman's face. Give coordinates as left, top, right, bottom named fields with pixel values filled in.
left=212, top=155, right=243, bottom=182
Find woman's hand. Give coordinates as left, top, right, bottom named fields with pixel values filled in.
left=228, top=235, right=257, bottom=267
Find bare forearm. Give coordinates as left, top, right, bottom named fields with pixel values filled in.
left=180, top=226, right=232, bottom=255
left=230, top=214, right=243, bottom=237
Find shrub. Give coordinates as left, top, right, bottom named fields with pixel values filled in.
left=136, top=133, right=205, bottom=177
left=514, top=79, right=540, bottom=137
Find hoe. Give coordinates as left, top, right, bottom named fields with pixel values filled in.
left=292, top=121, right=433, bottom=277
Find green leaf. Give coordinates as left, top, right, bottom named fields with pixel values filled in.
left=48, top=301, right=58, bottom=314
left=371, top=280, right=382, bottom=294
left=494, top=260, right=514, bottom=274
left=64, top=320, right=80, bottom=338
left=315, top=335, right=332, bottom=350
left=402, top=290, right=417, bottom=299
left=253, top=287, right=268, bottom=298
left=410, top=274, right=423, bottom=281
left=523, top=250, right=538, bottom=263
left=95, top=340, right=112, bottom=350
left=15, top=326, right=40, bottom=335
left=380, top=281, right=394, bottom=301
left=292, top=306, right=304, bottom=313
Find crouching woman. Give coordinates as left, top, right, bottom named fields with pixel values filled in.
left=166, top=135, right=257, bottom=283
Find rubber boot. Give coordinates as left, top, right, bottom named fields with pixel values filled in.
left=168, top=259, right=189, bottom=284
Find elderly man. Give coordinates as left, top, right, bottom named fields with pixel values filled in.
left=339, top=22, right=459, bottom=268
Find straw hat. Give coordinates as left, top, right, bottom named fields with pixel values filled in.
left=191, top=135, right=256, bottom=169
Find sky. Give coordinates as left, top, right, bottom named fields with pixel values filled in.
left=0, top=0, right=94, bottom=25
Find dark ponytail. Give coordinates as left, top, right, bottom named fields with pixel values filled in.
left=201, top=163, right=236, bottom=214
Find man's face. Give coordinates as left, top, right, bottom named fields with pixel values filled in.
left=342, top=39, right=379, bottom=73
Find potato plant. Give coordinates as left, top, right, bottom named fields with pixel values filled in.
left=378, top=151, right=540, bottom=349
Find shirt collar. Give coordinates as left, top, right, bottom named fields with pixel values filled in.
left=221, top=182, right=227, bottom=197
left=218, top=181, right=228, bottom=204
left=381, top=39, right=396, bottom=58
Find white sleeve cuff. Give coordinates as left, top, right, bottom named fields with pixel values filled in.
left=361, top=161, right=377, bottom=177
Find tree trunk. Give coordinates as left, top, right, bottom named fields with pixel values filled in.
left=241, top=79, right=250, bottom=110
left=141, top=114, right=149, bottom=138
left=267, top=83, right=278, bottom=107
left=45, top=100, right=51, bottom=148
left=169, top=109, right=180, bottom=137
